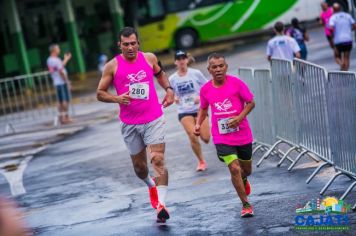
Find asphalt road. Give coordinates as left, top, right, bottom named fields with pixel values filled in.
left=0, top=26, right=355, bottom=236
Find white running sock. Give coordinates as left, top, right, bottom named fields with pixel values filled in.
left=143, top=176, right=155, bottom=188
left=157, top=185, right=168, bottom=205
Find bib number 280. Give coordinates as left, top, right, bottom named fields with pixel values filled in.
left=129, top=83, right=149, bottom=100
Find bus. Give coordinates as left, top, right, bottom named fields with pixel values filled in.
left=132, top=0, right=350, bottom=52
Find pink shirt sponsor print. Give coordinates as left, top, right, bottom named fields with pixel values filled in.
left=113, top=51, right=163, bottom=124
left=200, top=75, right=254, bottom=146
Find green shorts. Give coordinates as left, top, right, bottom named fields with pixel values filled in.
left=215, top=143, right=252, bottom=166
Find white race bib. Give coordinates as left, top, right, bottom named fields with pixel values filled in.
left=129, top=82, right=149, bottom=100
left=181, top=94, right=195, bottom=108
left=218, top=118, right=239, bottom=134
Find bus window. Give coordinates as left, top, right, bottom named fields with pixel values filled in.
left=167, top=0, right=193, bottom=13
left=166, top=0, right=228, bottom=13
left=194, top=0, right=227, bottom=8
left=137, top=0, right=166, bottom=25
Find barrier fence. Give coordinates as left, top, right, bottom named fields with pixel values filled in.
left=255, top=59, right=316, bottom=168
left=238, top=68, right=258, bottom=139
left=239, top=59, right=356, bottom=210
left=324, top=71, right=356, bottom=209
left=239, top=68, right=288, bottom=162
left=0, top=71, right=73, bottom=134
left=253, top=69, right=275, bottom=149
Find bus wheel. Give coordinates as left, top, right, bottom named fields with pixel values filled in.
left=175, top=29, right=198, bottom=49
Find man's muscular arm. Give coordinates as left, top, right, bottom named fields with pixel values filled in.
left=96, top=59, right=131, bottom=105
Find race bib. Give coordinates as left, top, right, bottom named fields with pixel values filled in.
left=129, top=82, right=149, bottom=100
left=181, top=94, right=195, bottom=108
left=218, top=118, right=239, bottom=134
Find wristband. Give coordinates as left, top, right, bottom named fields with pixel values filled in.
left=165, top=86, right=173, bottom=92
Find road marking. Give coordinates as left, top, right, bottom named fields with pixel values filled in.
left=192, top=178, right=210, bottom=186
left=0, top=145, right=47, bottom=159
left=0, top=155, right=33, bottom=196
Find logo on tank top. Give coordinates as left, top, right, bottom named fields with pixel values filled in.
left=127, top=70, right=147, bottom=82
left=214, top=99, right=233, bottom=112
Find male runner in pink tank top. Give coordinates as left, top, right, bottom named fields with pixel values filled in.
left=97, top=27, right=174, bottom=223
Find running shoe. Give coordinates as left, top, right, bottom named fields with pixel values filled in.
left=244, top=179, right=251, bottom=196
left=157, top=203, right=170, bottom=221
left=196, top=161, right=207, bottom=171
left=241, top=204, right=254, bottom=218
left=149, top=185, right=158, bottom=209
left=156, top=218, right=166, bottom=224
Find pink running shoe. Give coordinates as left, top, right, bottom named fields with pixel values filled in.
left=196, top=161, right=207, bottom=171
left=241, top=204, right=254, bottom=218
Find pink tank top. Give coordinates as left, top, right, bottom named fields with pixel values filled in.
left=113, top=51, right=163, bottom=124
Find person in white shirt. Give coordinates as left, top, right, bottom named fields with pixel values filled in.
left=169, top=50, right=211, bottom=171
left=47, top=44, right=72, bottom=124
left=98, top=54, right=108, bottom=74
left=329, top=3, right=356, bottom=71
left=266, top=21, right=301, bottom=61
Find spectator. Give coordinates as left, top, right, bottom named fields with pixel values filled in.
left=47, top=44, right=72, bottom=124
left=98, top=54, right=108, bottom=74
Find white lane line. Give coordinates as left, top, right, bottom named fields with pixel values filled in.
left=0, top=155, right=33, bottom=196
left=0, top=145, right=47, bottom=159
left=230, top=0, right=261, bottom=32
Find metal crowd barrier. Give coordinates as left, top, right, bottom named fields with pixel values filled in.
left=0, top=71, right=73, bottom=134
left=283, top=59, right=331, bottom=175
left=239, top=59, right=356, bottom=209
left=321, top=71, right=356, bottom=209
left=251, top=69, right=276, bottom=152
left=256, top=59, right=307, bottom=167
left=240, top=60, right=355, bottom=210
left=238, top=68, right=258, bottom=142
left=239, top=68, right=286, bottom=159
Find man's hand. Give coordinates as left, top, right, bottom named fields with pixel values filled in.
left=162, top=89, right=174, bottom=108
left=227, top=115, right=244, bottom=129
left=67, top=81, right=72, bottom=90
left=64, top=52, right=72, bottom=61
left=194, top=124, right=201, bottom=136
left=118, top=91, right=131, bottom=105
left=194, top=96, right=200, bottom=104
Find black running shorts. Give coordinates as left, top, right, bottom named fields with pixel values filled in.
left=215, top=143, right=253, bottom=162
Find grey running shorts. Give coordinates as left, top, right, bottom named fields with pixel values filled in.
left=120, top=116, right=165, bottom=155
